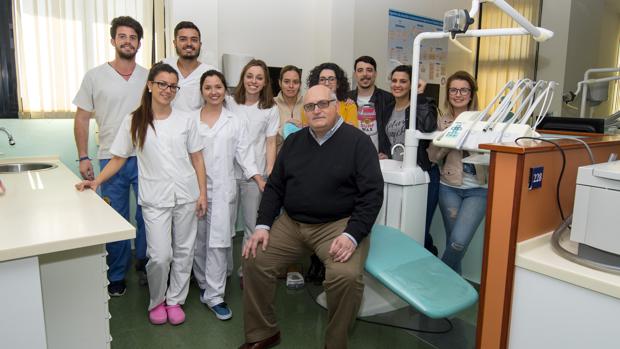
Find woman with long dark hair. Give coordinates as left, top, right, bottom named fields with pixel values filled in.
left=382, top=64, right=439, bottom=255
left=76, top=62, right=207, bottom=325
left=192, top=69, right=263, bottom=319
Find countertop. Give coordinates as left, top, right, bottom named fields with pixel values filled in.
left=0, top=156, right=134, bottom=262
left=516, top=232, right=620, bottom=299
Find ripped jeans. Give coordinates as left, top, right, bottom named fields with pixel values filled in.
left=438, top=184, right=487, bottom=274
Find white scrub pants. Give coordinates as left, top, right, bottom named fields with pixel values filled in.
left=142, top=202, right=197, bottom=311
left=234, top=179, right=262, bottom=275
left=237, top=178, right=262, bottom=244
left=193, top=202, right=229, bottom=307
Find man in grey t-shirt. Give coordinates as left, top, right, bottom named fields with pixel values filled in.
left=73, top=16, right=148, bottom=297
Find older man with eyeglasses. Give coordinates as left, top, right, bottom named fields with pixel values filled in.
left=238, top=85, right=384, bottom=349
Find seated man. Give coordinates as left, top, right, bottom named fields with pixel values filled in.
left=239, top=85, right=384, bottom=349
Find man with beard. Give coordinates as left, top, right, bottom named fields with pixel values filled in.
left=347, top=56, right=393, bottom=156
left=164, top=21, right=217, bottom=112
left=73, top=16, right=148, bottom=296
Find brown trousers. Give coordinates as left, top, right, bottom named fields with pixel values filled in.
left=242, top=212, right=370, bottom=349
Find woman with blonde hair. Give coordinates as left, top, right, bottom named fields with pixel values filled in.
left=427, top=70, right=486, bottom=274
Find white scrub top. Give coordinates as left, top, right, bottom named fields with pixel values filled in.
left=163, top=57, right=217, bottom=113
left=193, top=107, right=259, bottom=247
left=226, top=96, right=278, bottom=178
left=110, top=110, right=204, bottom=208
left=73, top=63, right=148, bottom=159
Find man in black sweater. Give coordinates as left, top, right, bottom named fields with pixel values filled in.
left=238, top=85, right=384, bottom=349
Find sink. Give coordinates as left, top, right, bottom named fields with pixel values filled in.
left=0, top=162, right=58, bottom=173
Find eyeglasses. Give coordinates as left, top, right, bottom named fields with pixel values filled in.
left=303, top=99, right=336, bottom=112
left=318, top=76, right=337, bottom=84
left=448, top=87, right=471, bottom=96
left=152, top=80, right=181, bottom=92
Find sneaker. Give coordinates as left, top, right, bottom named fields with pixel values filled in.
left=148, top=303, right=167, bottom=325
left=209, top=302, right=232, bottom=321
left=166, top=304, right=186, bottom=325
left=286, top=271, right=305, bottom=289
left=108, top=280, right=126, bottom=297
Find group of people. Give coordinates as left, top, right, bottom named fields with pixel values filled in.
left=73, top=15, right=487, bottom=349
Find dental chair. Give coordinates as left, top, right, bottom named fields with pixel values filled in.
left=365, top=224, right=478, bottom=319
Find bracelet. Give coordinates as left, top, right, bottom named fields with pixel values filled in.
left=78, top=156, right=91, bottom=162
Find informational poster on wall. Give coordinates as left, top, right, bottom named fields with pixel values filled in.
left=388, top=9, right=447, bottom=85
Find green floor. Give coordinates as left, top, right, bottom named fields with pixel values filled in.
left=109, top=237, right=478, bottom=348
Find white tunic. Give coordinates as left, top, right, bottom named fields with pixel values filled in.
left=110, top=110, right=203, bottom=208
left=226, top=96, right=279, bottom=178
left=73, top=63, right=148, bottom=159
left=193, top=107, right=259, bottom=247
left=163, top=57, right=217, bottom=113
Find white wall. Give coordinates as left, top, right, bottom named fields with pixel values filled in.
left=536, top=0, right=572, bottom=116
left=539, top=0, right=620, bottom=117
left=166, top=0, right=476, bottom=93
left=352, top=0, right=475, bottom=92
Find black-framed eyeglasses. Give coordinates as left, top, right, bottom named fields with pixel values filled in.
left=303, top=99, right=336, bottom=112
left=448, top=87, right=471, bottom=96
left=318, top=76, right=337, bottom=84
left=152, top=80, right=181, bottom=92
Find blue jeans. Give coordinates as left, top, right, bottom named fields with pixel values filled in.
left=99, top=157, right=146, bottom=282
left=424, top=165, right=440, bottom=255
left=438, top=184, right=487, bottom=274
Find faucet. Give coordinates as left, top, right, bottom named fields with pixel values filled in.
left=391, top=143, right=405, bottom=158
left=0, top=127, right=16, bottom=146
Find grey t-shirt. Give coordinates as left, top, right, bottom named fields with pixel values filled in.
left=385, top=109, right=407, bottom=160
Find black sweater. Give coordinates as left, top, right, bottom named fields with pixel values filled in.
left=256, top=123, right=384, bottom=243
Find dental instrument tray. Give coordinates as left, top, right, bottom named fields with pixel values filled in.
left=433, top=79, right=557, bottom=152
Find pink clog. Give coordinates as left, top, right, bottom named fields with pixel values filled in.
left=166, top=304, right=185, bottom=325
left=148, top=303, right=167, bottom=325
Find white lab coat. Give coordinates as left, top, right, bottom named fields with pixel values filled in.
left=193, top=107, right=259, bottom=248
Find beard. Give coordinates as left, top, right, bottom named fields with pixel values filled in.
left=176, top=45, right=200, bottom=60
left=116, top=45, right=137, bottom=60
left=358, top=78, right=373, bottom=88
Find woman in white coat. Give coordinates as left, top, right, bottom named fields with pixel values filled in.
left=192, top=70, right=265, bottom=320
left=76, top=63, right=207, bottom=326
left=227, top=59, right=278, bottom=285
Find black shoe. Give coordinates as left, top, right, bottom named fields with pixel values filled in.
left=314, top=264, right=325, bottom=285
left=305, top=264, right=316, bottom=282
left=305, top=255, right=320, bottom=282
left=428, top=245, right=439, bottom=257
left=136, top=258, right=148, bottom=286
left=108, top=280, right=126, bottom=297
left=138, top=270, right=148, bottom=286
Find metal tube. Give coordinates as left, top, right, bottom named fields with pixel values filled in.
left=578, top=68, right=619, bottom=118
left=490, top=0, right=545, bottom=40
left=551, top=216, right=620, bottom=275
left=407, top=28, right=552, bottom=166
